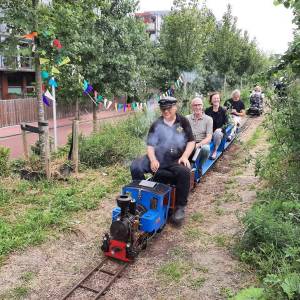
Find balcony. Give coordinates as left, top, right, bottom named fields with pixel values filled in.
left=146, top=22, right=156, bottom=32
left=0, top=55, right=34, bottom=71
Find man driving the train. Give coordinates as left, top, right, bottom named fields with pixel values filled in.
left=130, top=96, right=195, bottom=225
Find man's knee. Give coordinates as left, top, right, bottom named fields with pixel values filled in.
left=130, top=156, right=148, bottom=180
left=200, top=144, right=210, bottom=158
left=176, top=165, right=191, bottom=180
left=213, top=129, right=223, bottom=142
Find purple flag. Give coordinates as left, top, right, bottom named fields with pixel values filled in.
left=42, top=95, right=50, bottom=106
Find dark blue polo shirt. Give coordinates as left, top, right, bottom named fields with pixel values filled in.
left=147, top=114, right=194, bottom=167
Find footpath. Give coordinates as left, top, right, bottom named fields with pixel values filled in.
left=0, top=110, right=129, bottom=159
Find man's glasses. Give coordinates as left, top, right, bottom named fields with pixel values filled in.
left=192, top=104, right=203, bottom=107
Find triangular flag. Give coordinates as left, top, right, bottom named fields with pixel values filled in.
left=58, top=56, right=70, bottom=66
left=51, top=66, right=60, bottom=75
left=42, top=95, right=50, bottom=106
left=44, top=89, right=55, bottom=102
left=104, top=98, right=107, bottom=108
left=48, top=78, right=58, bottom=88
left=21, top=32, right=37, bottom=40
left=83, top=80, right=88, bottom=91
left=40, top=58, right=49, bottom=65
left=106, top=101, right=112, bottom=110
left=115, top=103, right=118, bottom=111
left=52, top=39, right=62, bottom=49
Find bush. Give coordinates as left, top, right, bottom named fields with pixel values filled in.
left=235, top=79, right=300, bottom=299
left=79, top=111, right=156, bottom=168
left=0, top=146, right=10, bottom=177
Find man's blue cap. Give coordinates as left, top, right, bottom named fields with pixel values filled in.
left=158, top=96, right=177, bottom=108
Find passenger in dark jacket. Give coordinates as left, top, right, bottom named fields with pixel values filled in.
left=205, top=92, right=228, bottom=160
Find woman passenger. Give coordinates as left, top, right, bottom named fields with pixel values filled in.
left=205, top=92, right=228, bottom=160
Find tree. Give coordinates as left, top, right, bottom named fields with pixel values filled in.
left=159, top=0, right=215, bottom=105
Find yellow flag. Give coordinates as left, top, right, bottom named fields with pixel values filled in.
left=40, top=58, right=49, bottom=65
left=51, top=66, right=60, bottom=75
left=58, top=57, right=71, bottom=66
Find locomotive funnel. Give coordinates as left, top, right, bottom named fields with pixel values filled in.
left=117, top=195, right=132, bottom=217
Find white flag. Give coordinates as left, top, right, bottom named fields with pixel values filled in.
left=44, top=89, right=55, bottom=102
left=106, top=101, right=112, bottom=110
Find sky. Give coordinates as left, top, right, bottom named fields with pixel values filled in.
left=138, top=0, right=295, bottom=54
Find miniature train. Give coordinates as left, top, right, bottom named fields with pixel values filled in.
left=101, top=125, right=236, bottom=262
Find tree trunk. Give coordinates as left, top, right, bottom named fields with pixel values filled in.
left=183, top=80, right=188, bottom=109
left=92, top=103, right=97, bottom=132
left=33, top=0, right=49, bottom=178
left=223, top=74, right=227, bottom=98
left=75, top=98, right=80, bottom=120
left=72, top=120, right=79, bottom=174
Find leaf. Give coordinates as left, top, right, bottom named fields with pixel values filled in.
left=281, top=273, right=300, bottom=299
left=230, top=287, right=266, bottom=300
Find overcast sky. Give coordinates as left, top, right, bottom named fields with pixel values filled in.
left=138, top=0, right=295, bottom=54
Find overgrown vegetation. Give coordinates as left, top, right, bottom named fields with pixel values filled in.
left=0, top=146, right=10, bottom=177
left=0, top=165, right=129, bottom=262
left=235, top=2, right=300, bottom=298
left=79, top=111, right=157, bottom=168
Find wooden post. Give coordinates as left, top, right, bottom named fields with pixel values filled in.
left=92, top=102, right=97, bottom=132
left=21, top=123, right=29, bottom=159
left=72, top=120, right=79, bottom=174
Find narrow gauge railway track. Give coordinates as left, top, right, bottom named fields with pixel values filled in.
left=61, top=258, right=128, bottom=300
left=60, top=116, right=255, bottom=300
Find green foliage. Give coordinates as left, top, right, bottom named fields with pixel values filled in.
left=79, top=112, right=156, bottom=168
left=0, top=146, right=10, bottom=177
left=160, top=0, right=215, bottom=76
left=230, top=287, right=265, bottom=300
left=158, top=261, right=189, bottom=283
left=0, top=169, right=119, bottom=260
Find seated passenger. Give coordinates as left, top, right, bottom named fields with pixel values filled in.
left=130, top=96, right=195, bottom=225
left=224, top=89, right=245, bottom=139
left=186, top=97, right=213, bottom=172
left=205, top=92, right=228, bottom=160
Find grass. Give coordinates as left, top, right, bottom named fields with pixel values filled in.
left=158, top=261, right=190, bottom=283
left=213, top=234, right=231, bottom=248
left=0, top=270, right=36, bottom=299
left=220, top=287, right=235, bottom=298
left=243, top=126, right=264, bottom=149
left=157, top=259, right=208, bottom=287
left=184, top=227, right=203, bottom=241
left=214, top=206, right=225, bottom=216
left=0, top=165, right=129, bottom=262
left=189, top=275, right=206, bottom=289
left=190, top=211, right=204, bottom=224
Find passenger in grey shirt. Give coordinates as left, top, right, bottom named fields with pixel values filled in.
left=186, top=97, right=213, bottom=168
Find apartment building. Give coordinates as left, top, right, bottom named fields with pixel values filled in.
left=0, top=23, right=35, bottom=100
left=135, top=11, right=169, bottom=43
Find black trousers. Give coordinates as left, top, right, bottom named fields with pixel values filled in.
left=130, top=155, right=190, bottom=207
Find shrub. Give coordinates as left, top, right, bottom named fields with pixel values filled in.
left=79, top=111, right=156, bottom=168
left=0, top=146, right=10, bottom=177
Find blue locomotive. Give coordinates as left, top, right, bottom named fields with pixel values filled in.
left=101, top=124, right=235, bottom=262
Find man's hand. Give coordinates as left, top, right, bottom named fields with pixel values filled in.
left=178, top=156, right=191, bottom=169
left=150, top=159, right=160, bottom=173
left=231, top=109, right=238, bottom=115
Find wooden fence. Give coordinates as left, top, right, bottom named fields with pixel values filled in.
left=0, top=98, right=94, bottom=127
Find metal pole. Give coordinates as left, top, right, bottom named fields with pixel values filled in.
left=52, top=77, right=57, bottom=150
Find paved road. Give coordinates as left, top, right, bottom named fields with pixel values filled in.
left=0, top=111, right=129, bottom=159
